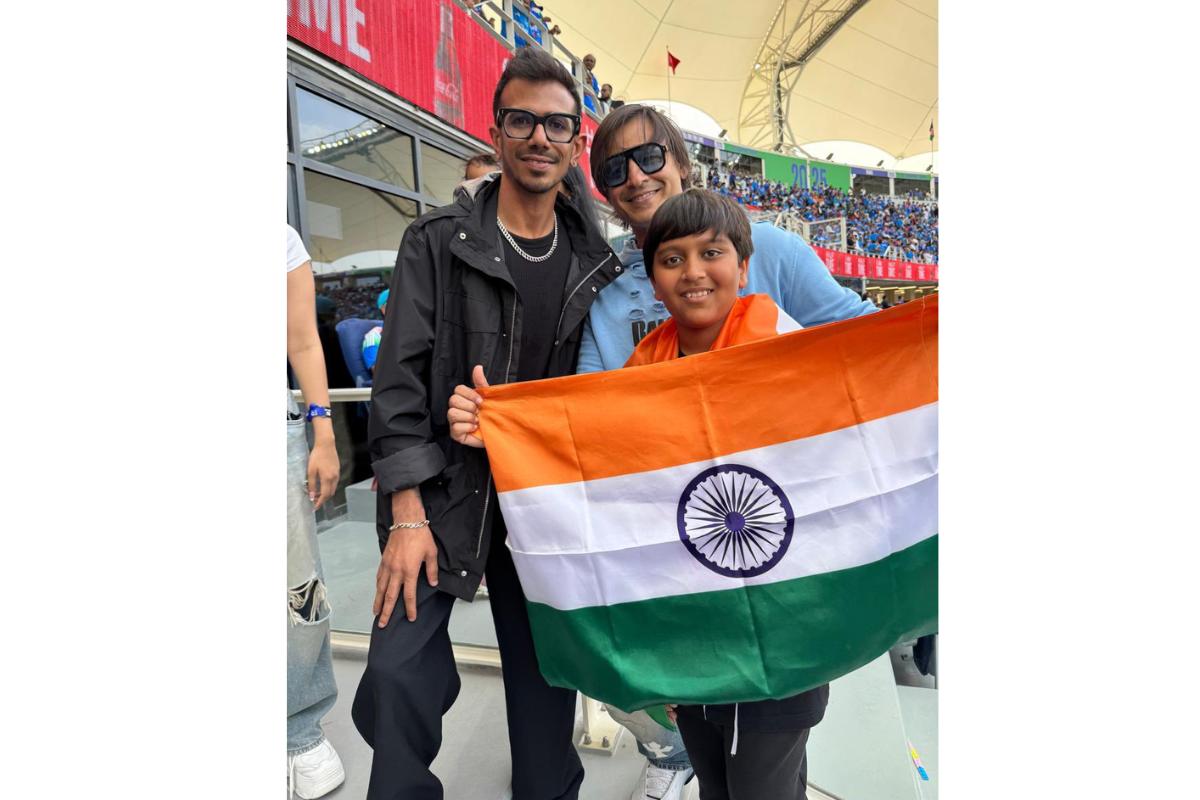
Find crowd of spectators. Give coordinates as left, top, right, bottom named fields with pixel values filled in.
left=706, top=169, right=939, bottom=264
left=318, top=284, right=384, bottom=324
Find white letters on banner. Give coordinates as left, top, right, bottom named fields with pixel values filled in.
left=294, top=0, right=342, bottom=45
left=290, top=0, right=368, bottom=60
left=346, top=0, right=370, bottom=62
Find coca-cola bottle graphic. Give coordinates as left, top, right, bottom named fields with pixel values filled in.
left=433, top=3, right=465, bottom=129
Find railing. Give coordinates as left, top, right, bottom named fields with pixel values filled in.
left=763, top=210, right=848, bottom=251
left=292, top=388, right=371, bottom=403
left=846, top=244, right=937, bottom=263
left=744, top=207, right=938, bottom=266
left=895, top=196, right=937, bottom=209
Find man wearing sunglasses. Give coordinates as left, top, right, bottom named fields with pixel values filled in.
left=354, top=47, right=619, bottom=800
left=577, top=104, right=876, bottom=800
left=580, top=104, right=876, bottom=375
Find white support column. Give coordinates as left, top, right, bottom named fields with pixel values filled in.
left=501, top=0, right=515, bottom=47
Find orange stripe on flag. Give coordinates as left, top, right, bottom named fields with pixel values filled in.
left=478, top=295, right=937, bottom=493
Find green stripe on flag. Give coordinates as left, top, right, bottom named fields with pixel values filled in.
left=526, top=535, right=937, bottom=712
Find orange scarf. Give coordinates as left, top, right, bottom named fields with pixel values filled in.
left=624, top=294, right=784, bottom=367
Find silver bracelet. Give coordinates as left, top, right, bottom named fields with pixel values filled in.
left=388, top=519, right=431, bottom=531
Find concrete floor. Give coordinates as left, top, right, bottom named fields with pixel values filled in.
left=310, top=648, right=934, bottom=800
left=313, top=653, right=688, bottom=800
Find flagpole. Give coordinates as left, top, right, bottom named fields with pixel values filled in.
left=929, top=118, right=935, bottom=198
left=666, top=46, right=672, bottom=120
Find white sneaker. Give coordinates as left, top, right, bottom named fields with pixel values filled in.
left=631, top=763, right=693, bottom=800
left=288, top=738, right=346, bottom=799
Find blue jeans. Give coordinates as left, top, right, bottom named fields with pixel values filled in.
left=287, top=417, right=338, bottom=753
left=605, top=705, right=692, bottom=771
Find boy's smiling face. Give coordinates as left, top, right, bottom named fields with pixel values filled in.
left=650, top=229, right=748, bottom=349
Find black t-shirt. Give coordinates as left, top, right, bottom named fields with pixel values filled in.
left=500, top=219, right=573, bottom=383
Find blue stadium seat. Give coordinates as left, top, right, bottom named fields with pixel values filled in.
left=335, top=318, right=383, bottom=389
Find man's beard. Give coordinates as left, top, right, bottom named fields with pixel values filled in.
left=509, top=170, right=561, bottom=195
left=504, top=152, right=563, bottom=196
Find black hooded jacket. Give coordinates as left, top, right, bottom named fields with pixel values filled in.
left=368, top=174, right=621, bottom=599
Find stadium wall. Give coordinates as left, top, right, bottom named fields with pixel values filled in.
left=813, top=246, right=938, bottom=283
left=725, top=143, right=854, bottom=191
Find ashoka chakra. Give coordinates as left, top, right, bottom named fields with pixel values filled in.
left=677, top=464, right=794, bottom=578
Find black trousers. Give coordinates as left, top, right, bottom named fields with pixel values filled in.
left=675, top=711, right=810, bottom=800
left=351, top=522, right=584, bottom=800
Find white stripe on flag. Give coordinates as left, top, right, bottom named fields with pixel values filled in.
left=776, top=308, right=802, bottom=334
left=500, top=402, right=938, bottom=557
left=510, top=475, right=937, bottom=610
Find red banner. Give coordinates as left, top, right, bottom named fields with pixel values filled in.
left=577, top=114, right=602, bottom=201
left=811, top=246, right=939, bottom=283
left=288, top=0, right=509, bottom=144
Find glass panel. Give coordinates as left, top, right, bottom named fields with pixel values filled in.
left=302, top=170, right=417, bottom=275
left=296, top=88, right=416, bottom=192
left=420, top=142, right=468, bottom=205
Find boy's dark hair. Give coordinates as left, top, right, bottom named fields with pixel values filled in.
left=463, top=152, right=499, bottom=178
left=590, top=104, right=691, bottom=195
left=492, top=47, right=581, bottom=119
left=642, top=190, right=753, bottom=279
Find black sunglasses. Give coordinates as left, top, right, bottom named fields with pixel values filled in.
left=496, top=107, right=581, bottom=143
left=601, top=142, right=667, bottom=188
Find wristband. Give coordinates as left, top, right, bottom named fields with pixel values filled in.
left=388, top=519, right=431, bottom=531
left=306, top=403, right=333, bottom=421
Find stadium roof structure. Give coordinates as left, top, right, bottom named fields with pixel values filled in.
left=544, top=0, right=937, bottom=161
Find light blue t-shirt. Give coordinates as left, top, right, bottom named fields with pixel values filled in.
left=577, top=222, right=877, bottom=373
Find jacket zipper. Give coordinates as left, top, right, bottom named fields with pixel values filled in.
left=475, top=297, right=518, bottom=559
left=553, top=253, right=613, bottom=344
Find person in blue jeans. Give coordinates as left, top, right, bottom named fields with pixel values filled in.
left=577, top=106, right=876, bottom=800
left=287, top=224, right=344, bottom=799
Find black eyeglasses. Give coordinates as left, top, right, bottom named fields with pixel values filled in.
left=496, top=108, right=581, bottom=143
left=601, top=142, right=667, bottom=188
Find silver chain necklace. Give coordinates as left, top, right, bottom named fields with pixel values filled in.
left=496, top=214, right=558, bottom=263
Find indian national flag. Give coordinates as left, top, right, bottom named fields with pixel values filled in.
left=478, top=296, right=938, bottom=711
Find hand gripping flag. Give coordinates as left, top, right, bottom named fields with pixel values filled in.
left=477, top=296, right=938, bottom=712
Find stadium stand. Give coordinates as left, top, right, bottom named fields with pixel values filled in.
left=707, top=168, right=939, bottom=264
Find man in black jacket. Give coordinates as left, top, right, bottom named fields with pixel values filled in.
left=351, top=48, right=621, bottom=800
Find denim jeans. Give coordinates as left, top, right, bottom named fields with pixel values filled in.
left=605, top=705, right=692, bottom=771
left=287, top=416, right=338, bottom=753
